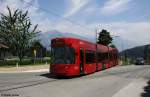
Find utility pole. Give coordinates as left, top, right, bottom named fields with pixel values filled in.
left=95, top=28, right=99, bottom=71
left=95, top=28, right=98, bottom=71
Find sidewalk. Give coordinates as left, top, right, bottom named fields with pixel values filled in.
left=112, top=78, right=148, bottom=97
left=0, top=64, right=49, bottom=73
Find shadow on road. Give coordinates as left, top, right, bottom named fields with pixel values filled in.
left=0, top=73, right=83, bottom=92
left=141, top=80, right=150, bottom=97
left=40, top=73, right=83, bottom=79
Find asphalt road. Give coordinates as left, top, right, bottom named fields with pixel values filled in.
left=0, top=65, right=150, bottom=97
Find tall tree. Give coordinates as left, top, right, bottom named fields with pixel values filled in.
left=110, top=44, right=116, bottom=48
left=0, top=6, right=40, bottom=64
left=97, top=29, right=113, bottom=46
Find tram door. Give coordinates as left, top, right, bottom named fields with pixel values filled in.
left=80, top=48, right=84, bottom=74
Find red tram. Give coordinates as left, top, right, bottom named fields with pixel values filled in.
left=50, top=37, right=118, bottom=76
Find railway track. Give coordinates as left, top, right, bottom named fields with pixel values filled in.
left=0, top=65, right=150, bottom=93
left=0, top=74, right=58, bottom=92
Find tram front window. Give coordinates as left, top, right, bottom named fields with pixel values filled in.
left=52, top=46, right=75, bottom=64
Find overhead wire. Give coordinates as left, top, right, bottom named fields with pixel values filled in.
left=22, top=0, right=93, bottom=32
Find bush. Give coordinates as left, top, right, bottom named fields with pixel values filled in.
left=0, top=57, right=51, bottom=67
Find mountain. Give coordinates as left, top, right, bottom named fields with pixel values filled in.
left=119, top=44, right=150, bottom=59
left=39, top=30, right=95, bottom=50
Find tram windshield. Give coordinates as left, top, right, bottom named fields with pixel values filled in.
left=51, top=46, right=75, bottom=64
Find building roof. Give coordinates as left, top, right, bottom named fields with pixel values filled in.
left=0, top=43, right=9, bottom=49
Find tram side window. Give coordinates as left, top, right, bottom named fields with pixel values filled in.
left=112, top=53, right=115, bottom=59
left=109, top=53, right=112, bottom=59
left=86, top=50, right=95, bottom=64
left=97, top=52, right=102, bottom=62
left=98, top=53, right=105, bottom=61
left=103, top=53, right=109, bottom=60
left=114, top=53, right=117, bottom=59
left=113, top=54, right=116, bottom=59
left=97, top=52, right=110, bottom=62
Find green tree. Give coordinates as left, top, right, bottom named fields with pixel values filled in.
left=144, top=45, right=150, bottom=63
left=124, top=50, right=128, bottom=62
left=109, top=44, right=116, bottom=48
left=97, top=29, right=113, bottom=46
left=0, top=6, right=40, bottom=64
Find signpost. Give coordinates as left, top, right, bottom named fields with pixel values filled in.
left=34, top=49, right=37, bottom=64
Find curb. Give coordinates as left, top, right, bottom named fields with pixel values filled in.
left=0, top=69, right=49, bottom=73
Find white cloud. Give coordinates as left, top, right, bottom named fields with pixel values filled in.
left=54, top=20, right=92, bottom=37
left=64, top=0, right=90, bottom=17
left=1, top=0, right=149, bottom=50
left=83, top=6, right=96, bottom=14
left=100, top=0, right=132, bottom=15
left=54, top=21, right=150, bottom=50
left=0, top=0, right=52, bottom=32
left=88, top=22, right=150, bottom=50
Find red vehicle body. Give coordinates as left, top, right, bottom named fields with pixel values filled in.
left=50, top=37, right=118, bottom=76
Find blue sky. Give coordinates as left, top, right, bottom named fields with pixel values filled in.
left=0, top=0, right=150, bottom=50
left=38, top=0, right=150, bottom=23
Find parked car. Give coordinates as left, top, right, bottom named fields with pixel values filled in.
left=135, top=58, right=144, bottom=65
